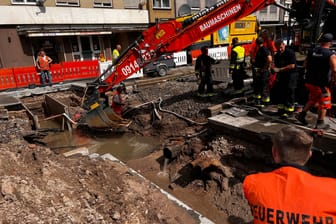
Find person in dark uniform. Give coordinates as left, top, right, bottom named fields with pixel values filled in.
left=253, top=37, right=272, bottom=107
left=229, top=37, right=246, bottom=94
left=195, top=46, right=217, bottom=96
left=296, top=33, right=336, bottom=129
left=272, top=39, right=298, bottom=118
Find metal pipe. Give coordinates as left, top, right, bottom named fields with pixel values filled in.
left=163, top=145, right=184, bottom=160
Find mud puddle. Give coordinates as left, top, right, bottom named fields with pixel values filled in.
left=43, top=130, right=160, bottom=162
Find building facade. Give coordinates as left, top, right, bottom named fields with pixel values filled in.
left=0, top=0, right=150, bottom=68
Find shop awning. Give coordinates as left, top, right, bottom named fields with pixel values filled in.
left=17, top=24, right=149, bottom=36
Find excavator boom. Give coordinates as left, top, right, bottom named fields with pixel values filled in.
left=85, top=0, right=276, bottom=129
left=95, top=0, right=275, bottom=93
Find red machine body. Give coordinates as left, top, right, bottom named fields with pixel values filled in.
left=95, top=0, right=276, bottom=93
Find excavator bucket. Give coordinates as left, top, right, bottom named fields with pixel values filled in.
left=85, top=106, right=131, bottom=129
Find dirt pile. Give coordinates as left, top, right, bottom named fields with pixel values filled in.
left=1, top=70, right=335, bottom=223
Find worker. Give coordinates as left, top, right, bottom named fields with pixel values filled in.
left=195, top=46, right=217, bottom=97
left=36, top=50, right=53, bottom=86
left=249, top=29, right=277, bottom=62
left=112, top=44, right=122, bottom=63
left=272, top=38, right=298, bottom=118
left=253, top=37, right=272, bottom=107
left=296, top=33, right=336, bottom=129
left=243, top=126, right=336, bottom=223
left=229, top=37, right=246, bottom=94
left=111, top=86, right=125, bottom=116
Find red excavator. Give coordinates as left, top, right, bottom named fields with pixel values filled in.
left=83, top=0, right=336, bottom=129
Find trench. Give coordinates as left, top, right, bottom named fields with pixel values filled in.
left=14, top=91, right=228, bottom=223
left=6, top=77, right=336, bottom=223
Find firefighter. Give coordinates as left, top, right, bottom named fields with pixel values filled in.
left=249, top=29, right=277, bottom=91
left=253, top=37, right=272, bottom=107
left=272, top=39, right=298, bottom=118
left=296, top=33, right=336, bottom=129
left=195, top=46, right=217, bottom=97
left=243, top=126, right=336, bottom=223
left=229, top=37, right=246, bottom=94
left=111, top=86, right=125, bottom=116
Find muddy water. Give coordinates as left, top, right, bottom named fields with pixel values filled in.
left=93, top=133, right=160, bottom=162
left=43, top=130, right=160, bottom=162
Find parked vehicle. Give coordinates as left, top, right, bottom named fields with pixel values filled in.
left=143, top=54, right=175, bottom=77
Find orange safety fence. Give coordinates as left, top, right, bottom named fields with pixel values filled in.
left=0, top=68, right=16, bottom=90
left=13, top=66, right=40, bottom=88
left=62, top=60, right=99, bottom=81
left=50, top=64, right=64, bottom=83
left=1, top=60, right=99, bottom=90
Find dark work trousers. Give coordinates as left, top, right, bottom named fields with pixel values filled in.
left=253, top=70, right=270, bottom=99
left=277, top=71, right=298, bottom=108
left=198, top=72, right=214, bottom=94
left=232, top=67, right=245, bottom=90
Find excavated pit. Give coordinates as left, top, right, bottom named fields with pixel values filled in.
left=0, top=68, right=335, bottom=223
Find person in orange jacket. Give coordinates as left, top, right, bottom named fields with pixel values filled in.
left=36, top=50, right=53, bottom=86
left=111, top=86, right=125, bottom=116
left=243, top=126, right=336, bottom=223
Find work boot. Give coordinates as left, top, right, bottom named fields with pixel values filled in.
left=295, top=112, right=308, bottom=125
left=280, top=113, right=289, bottom=119
left=315, top=121, right=330, bottom=130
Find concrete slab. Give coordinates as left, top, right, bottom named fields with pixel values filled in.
left=208, top=107, right=336, bottom=153
left=0, top=95, right=21, bottom=107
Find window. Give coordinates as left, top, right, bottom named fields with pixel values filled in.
left=124, top=0, right=138, bottom=9
left=94, top=0, right=112, bottom=8
left=205, top=0, right=217, bottom=8
left=55, top=0, right=80, bottom=6
left=269, top=5, right=277, bottom=14
left=11, top=0, right=37, bottom=4
left=187, top=0, right=200, bottom=10
left=260, top=7, right=268, bottom=14
left=234, top=22, right=245, bottom=29
left=153, top=0, right=170, bottom=9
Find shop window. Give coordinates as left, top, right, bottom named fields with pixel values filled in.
left=94, top=0, right=112, bottom=8
left=187, top=0, right=200, bottom=10
left=92, top=36, right=100, bottom=51
left=55, top=0, right=80, bottom=6
left=153, top=0, right=170, bottom=9
left=11, top=0, right=37, bottom=4
left=123, top=0, right=138, bottom=9
left=71, top=37, right=79, bottom=53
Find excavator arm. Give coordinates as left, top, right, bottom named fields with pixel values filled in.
left=84, top=0, right=276, bottom=129
left=93, top=0, right=276, bottom=93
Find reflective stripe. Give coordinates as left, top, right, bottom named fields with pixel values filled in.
left=285, top=106, right=295, bottom=112
left=254, top=95, right=261, bottom=99
left=262, top=97, right=270, bottom=103
left=230, top=46, right=245, bottom=69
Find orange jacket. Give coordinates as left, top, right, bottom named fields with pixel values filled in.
left=111, top=91, right=123, bottom=116
left=249, top=39, right=277, bottom=60
left=243, top=166, right=336, bottom=223
left=37, top=56, right=51, bottom=70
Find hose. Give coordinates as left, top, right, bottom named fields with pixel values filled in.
left=122, top=97, right=207, bottom=126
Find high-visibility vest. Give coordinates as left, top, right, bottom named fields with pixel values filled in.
left=243, top=166, right=336, bottom=223
left=112, top=49, right=120, bottom=62
left=38, top=56, right=50, bottom=70
left=230, top=45, right=245, bottom=70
